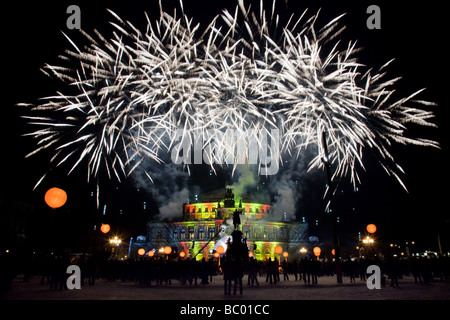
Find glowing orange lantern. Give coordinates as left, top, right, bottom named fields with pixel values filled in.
left=367, top=224, right=377, bottom=234
left=100, top=224, right=110, bottom=234
left=274, top=245, right=283, bottom=255
left=138, top=248, right=145, bottom=256
left=249, top=252, right=254, bottom=258
left=313, top=247, right=321, bottom=257
left=179, top=252, right=186, bottom=258
left=164, top=246, right=172, bottom=255
left=283, top=252, right=289, bottom=258
left=44, top=187, right=67, bottom=209
left=213, top=252, right=220, bottom=258
left=216, top=245, right=224, bottom=254
left=331, top=249, right=335, bottom=256
left=148, top=251, right=154, bottom=257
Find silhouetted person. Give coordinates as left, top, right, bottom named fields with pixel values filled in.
left=301, top=257, right=311, bottom=285
left=409, top=257, right=422, bottom=284
left=387, top=257, right=399, bottom=287
left=311, top=258, right=319, bottom=285
left=222, top=256, right=233, bottom=295
left=233, top=260, right=244, bottom=295
left=265, top=258, right=274, bottom=284
left=348, top=259, right=357, bottom=283
left=292, top=260, right=299, bottom=281
left=282, top=260, right=289, bottom=281
left=247, top=257, right=259, bottom=287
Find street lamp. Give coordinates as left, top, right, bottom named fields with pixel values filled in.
left=362, top=236, right=374, bottom=244
left=366, top=224, right=377, bottom=234
left=362, top=236, right=375, bottom=257
left=44, top=187, right=67, bottom=209
left=109, top=236, right=121, bottom=246
left=313, top=247, right=321, bottom=261
left=109, top=236, right=122, bottom=259
left=274, top=245, right=283, bottom=265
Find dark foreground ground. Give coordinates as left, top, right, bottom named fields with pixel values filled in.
left=4, top=273, right=450, bottom=300
left=3, top=274, right=448, bottom=319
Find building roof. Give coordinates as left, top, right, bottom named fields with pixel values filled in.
left=198, top=187, right=269, bottom=204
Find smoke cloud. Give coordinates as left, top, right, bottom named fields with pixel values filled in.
left=224, top=148, right=317, bottom=222
left=131, top=161, right=190, bottom=221
left=268, top=149, right=317, bottom=221
left=130, top=139, right=320, bottom=223
left=157, top=187, right=190, bottom=221
left=226, top=165, right=257, bottom=200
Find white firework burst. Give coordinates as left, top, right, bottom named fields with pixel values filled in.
left=20, top=0, right=438, bottom=192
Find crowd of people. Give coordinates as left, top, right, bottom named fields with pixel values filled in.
left=2, top=251, right=450, bottom=297
left=37, top=253, right=450, bottom=289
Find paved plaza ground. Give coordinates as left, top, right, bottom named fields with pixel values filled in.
left=4, top=273, right=450, bottom=300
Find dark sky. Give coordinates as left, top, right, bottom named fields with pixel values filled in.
left=2, top=0, right=448, bottom=253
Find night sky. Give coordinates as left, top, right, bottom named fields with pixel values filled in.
left=1, top=0, right=448, bottom=255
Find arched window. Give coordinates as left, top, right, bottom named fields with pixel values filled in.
left=198, top=227, right=204, bottom=240
left=208, top=227, right=215, bottom=239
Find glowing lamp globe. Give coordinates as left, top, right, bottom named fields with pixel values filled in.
left=313, top=247, right=321, bottom=257
left=179, top=252, right=186, bottom=258
left=213, top=252, right=220, bottom=258
left=148, top=251, right=154, bottom=257
left=367, top=224, right=377, bottom=234
left=331, top=249, right=335, bottom=256
left=100, top=224, right=110, bottom=234
left=44, top=187, right=67, bottom=209
left=138, top=248, right=145, bottom=256
left=216, top=245, right=224, bottom=254
left=164, top=246, right=172, bottom=255
left=283, top=252, right=289, bottom=258
left=274, top=245, right=283, bottom=255
left=249, top=252, right=254, bottom=258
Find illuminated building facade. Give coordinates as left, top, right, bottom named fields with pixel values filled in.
left=129, top=188, right=308, bottom=261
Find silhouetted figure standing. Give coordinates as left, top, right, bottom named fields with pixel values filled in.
left=222, top=256, right=233, bottom=295
left=232, top=260, right=243, bottom=295
left=225, top=230, right=249, bottom=295
left=311, top=258, right=319, bottom=285
left=387, top=257, right=399, bottom=287
left=348, top=259, right=357, bottom=283
left=409, top=257, right=422, bottom=284
left=265, top=258, right=275, bottom=284
left=292, top=260, right=299, bottom=281
left=271, top=258, right=280, bottom=284
left=282, top=260, right=289, bottom=281
left=301, top=257, right=311, bottom=285
left=247, top=257, right=259, bottom=286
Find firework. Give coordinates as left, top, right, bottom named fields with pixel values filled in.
left=21, top=0, right=438, bottom=190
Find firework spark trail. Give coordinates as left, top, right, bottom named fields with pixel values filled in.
left=214, top=1, right=438, bottom=188
left=21, top=0, right=438, bottom=191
